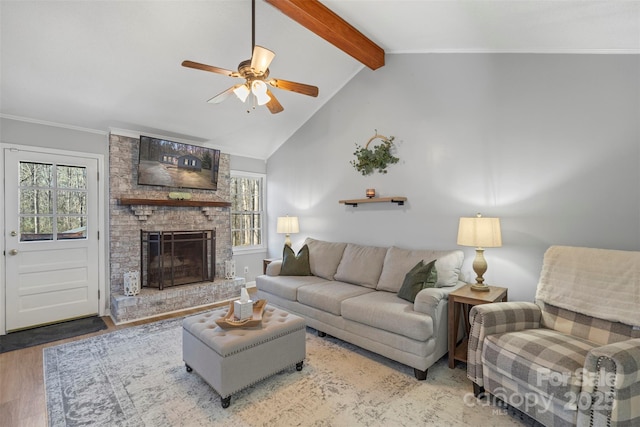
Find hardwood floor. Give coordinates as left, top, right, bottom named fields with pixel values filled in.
left=0, top=304, right=223, bottom=427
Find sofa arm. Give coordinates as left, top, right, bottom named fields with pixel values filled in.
left=467, top=302, right=542, bottom=387
left=413, top=287, right=449, bottom=318
left=265, top=260, right=282, bottom=276
left=577, top=338, right=640, bottom=427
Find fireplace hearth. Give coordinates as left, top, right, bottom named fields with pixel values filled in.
left=141, top=230, right=215, bottom=290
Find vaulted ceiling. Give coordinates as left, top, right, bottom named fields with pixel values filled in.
left=1, top=1, right=638, bottom=159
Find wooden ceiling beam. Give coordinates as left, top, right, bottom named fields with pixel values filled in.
left=265, top=0, right=385, bottom=70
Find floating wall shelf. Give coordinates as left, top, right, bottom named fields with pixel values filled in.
left=338, top=197, right=407, bottom=207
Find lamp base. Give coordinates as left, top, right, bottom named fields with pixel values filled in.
left=471, top=249, right=489, bottom=292
left=470, top=283, right=490, bottom=292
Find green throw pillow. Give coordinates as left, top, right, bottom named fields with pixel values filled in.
left=279, top=244, right=312, bottom=276
left=397, top=260, right=438, bottom=303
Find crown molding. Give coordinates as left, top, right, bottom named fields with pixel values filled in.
left=0, top=114, right=108, bottom=135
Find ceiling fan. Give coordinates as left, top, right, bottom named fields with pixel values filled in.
left=182, top=0, right=319, bottom=114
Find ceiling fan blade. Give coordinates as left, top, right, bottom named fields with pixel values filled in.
left=206, top=86, right=239, bottom=104
left=250, top=45, right=276, bottom=75
left=267, top=78, right=319, bottom=97
left=182, top=60, right=239, bottom=78
left=265, top=89, right=284, bottom=114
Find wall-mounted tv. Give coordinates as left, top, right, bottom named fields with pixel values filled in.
left=138, top=135, right=220, bottom=191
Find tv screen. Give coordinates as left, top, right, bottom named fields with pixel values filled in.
left=138, top=135, right=220, bottom=191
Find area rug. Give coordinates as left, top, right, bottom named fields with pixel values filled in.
left=44, top=317, right=532, bottom=427
left=0, top=316, right=107, bottom=354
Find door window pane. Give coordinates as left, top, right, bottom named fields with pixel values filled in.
left=57, top=165, right=86, bottom=189
left=18, top=161, right=88, bottom=241
left=57, top=217, right=87, bottom=239
left=20, top=216, right=53, bottom=241
left=19, top=162, right=52, bottom=187
left=20, top=189, right=53, bottom=214
left=57, top=191, right=86, bottom=214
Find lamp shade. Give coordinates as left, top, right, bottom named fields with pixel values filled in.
left=457, top=214, right=502, bottom=248
left=277, top=216, right=299, bottom=234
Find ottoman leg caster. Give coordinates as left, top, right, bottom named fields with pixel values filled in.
left=185, top=364, right=193, bottom=373
left=296, top=361, right=304, bottom=371
left=221, top=396, right=231, bottom=408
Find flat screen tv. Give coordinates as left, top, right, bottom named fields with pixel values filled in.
left=138, top=135, right=220, bottom=191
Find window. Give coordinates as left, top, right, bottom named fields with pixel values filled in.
left=19, top=161, right=88, bottom=241
left=230, top=172, right=265, bottom=251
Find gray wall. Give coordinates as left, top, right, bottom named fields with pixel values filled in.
left=266, top=53, right=640, bottom=302
left=1, top=117, right=109, bottom=155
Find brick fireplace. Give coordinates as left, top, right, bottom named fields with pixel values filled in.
left=108, top=134, right=241, bottom=323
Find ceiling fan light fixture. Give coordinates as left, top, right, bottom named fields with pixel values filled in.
left=233, top=83, right=251, bottom=102
left=181, top=0, right=317, bottom=114
left=251, top=80, right=271, bottom=105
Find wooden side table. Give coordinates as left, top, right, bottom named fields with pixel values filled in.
left=262, top=258, right=280, bottom=274
left=448, top=284, right=508, bottom=368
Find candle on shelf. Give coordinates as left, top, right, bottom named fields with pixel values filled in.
left=366, top=188, right=376, bottom=198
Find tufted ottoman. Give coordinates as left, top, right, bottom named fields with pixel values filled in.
left=182, top=304, right=306, bottom=408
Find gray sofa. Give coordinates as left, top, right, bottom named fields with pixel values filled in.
left=256, top=237, right=466, bottom=380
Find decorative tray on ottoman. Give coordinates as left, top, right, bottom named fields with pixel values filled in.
left=215, top=299, right=267, bottom=329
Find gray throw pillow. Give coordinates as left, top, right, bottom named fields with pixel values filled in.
left=280, top=244, right=312, bottom=276
left=397, top=260, right=438, bottom=303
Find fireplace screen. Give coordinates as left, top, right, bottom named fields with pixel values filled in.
left=141, top=229, right=215, bottom=290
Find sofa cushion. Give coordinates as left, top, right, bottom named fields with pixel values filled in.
left=397, top=260, right=438, bottom=303
left=482, top=328, right=597, bottom=404
left=297, top=282, right=374, bottom=316
left=377, top=246, right=464, bottom=292
left=341, top=291, right=435, bottom=341
left=304, top=238, right=347, bottom=280
left=256, top=275, right=327, bottom=301
left=280, top=244, right=311, bottom=276
left=334, top=243, right=388, bottom=288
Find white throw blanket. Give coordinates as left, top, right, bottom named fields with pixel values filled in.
left=535, top=245, right=640, bottom=327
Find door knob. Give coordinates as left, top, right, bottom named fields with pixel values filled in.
left=9, top=249, right=18, bottom=255
left=10, top=230, right=17, bottom=237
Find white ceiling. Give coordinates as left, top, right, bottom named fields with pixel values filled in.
left=1, top=1, right=638, bottom=159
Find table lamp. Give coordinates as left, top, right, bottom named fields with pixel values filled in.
left=277, top=216, right=299, bottom=247
left=457, top=213, right=502, bottom=291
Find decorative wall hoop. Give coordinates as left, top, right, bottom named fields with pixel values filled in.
left=351, top=130, right=399, bottom=176
left=364, top=132, right=390, bottom=149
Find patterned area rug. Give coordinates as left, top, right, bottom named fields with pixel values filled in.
left=44, top=317, right=531, bottom=426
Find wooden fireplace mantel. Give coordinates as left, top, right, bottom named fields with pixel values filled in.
left=119, top=198, right=231, bottom=221
left=119, top=198, right=231, bottom=208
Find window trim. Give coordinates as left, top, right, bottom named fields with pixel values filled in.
left=230, top=170, right=266, bottom=254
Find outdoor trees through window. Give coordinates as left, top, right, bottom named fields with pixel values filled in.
left=231, top=172, right=264, bottom=250
left=19, top=161, right=88, bottom=241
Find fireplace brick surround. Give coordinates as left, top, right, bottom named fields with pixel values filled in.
left=109, top=134, right=238, bottom=323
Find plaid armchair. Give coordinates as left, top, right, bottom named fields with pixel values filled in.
left=467, top=246, right=640, bottom=427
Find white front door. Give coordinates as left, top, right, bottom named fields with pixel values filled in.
left=4, top=148, right=100, bottom=331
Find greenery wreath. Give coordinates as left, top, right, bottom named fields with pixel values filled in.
left=350, top=131, right=399, bottom=176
